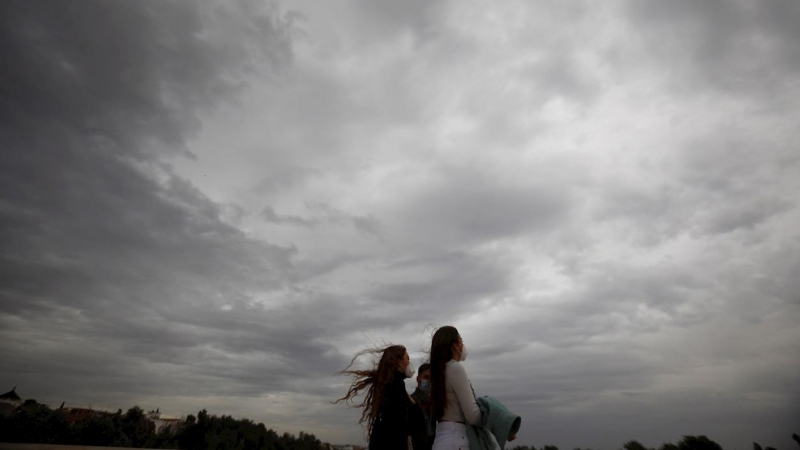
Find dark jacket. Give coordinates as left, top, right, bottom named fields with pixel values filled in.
left=410, top=387, right=434, bottom=450
left=369, top=372, right=411, bottom=450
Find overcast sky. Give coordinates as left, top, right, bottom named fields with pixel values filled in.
left=1, top=1, right=799, bottom=449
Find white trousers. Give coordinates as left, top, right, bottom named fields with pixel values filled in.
left=432, top=421, right=470, bottom=450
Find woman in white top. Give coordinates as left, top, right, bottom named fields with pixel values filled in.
left=430, top=325, right=480, bottom=450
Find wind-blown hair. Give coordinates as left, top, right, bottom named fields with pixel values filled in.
left=334, top=344, right=407, bottom=435
left=430, top=325, right=460, bottom=421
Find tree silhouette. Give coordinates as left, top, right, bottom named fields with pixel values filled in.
left=0, top=402, right=329, bottom=450
left=676, top=436, right=722, bottom=450
left=623, top=441, right=650, bottom=450
left=0, top=400, right=70, bottom=444
left=122, top=406, right=155, bottom=447
left=72, top=410, right=131, bottom=447
left=9, top=401, right=795, bottom=450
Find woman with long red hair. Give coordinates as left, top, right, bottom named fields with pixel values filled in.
left=336, top=344, right=416, bottom=450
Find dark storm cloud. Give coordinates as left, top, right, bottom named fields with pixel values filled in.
left=0, top=0, right=355, bottom=409
left=0, top=1, right=290, bottom=158
left=3, top=0, right=800, bottom=447
left=624, top=0, right=800, bottom=95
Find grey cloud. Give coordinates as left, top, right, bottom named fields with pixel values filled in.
left=592, top=183, right=693, bottom=247
left=676, top=138, right=791, bottom=194
left=0, top=0, right=352, bottom=414
left=351, top=0, right=445, bottom=44
left=393, top=164, right=574, bottom=246
left=509, top=387, right=798, bottom=450
left=676, top=138, right=798, bottom=238
left=756, top=242, right=800, bottom=306
left=266, top=250, right=514, bottom=336
left=698, top=197, right=791, bottom=235
left=294, top=253, right=372, bottom=281
left=370, top=251, right=509, bottom=310
left=351, top=216, right=382, bottom=236
left=482, top=348, right=660, bottom=402
left=262, top=201, right=383, bottom=238
left=474, top=260, right=713, bottom=351
left=518, top=53, right=600, bottom=103
left=253, top=166, right=322, bottom=194
left=263, top=205, right=315, bottom=226
left=306, top=202, right=383, bottom=238
left=572, top=264, right=707, bottom=315
left=711, top=236, right=800, bottom=313
left=466, top=295, right=799, bottom=449
left=0, top=1, right=291, bottom=159
left=4, top=1, right=800, bottom=448
left=623, top=0, right=800, bottom=96
left=592, top=129, right=799, bottom=247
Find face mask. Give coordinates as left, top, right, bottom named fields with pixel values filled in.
left=420, top=380, right=430, bottom=393
left=460, top=344, right=468, bottom=362
left=405, top=362, right=415, bottom=378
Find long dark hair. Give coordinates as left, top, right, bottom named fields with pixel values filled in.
left=334, top=344, right=407, bottom=435
left=430, top=326, right=460, bottom=421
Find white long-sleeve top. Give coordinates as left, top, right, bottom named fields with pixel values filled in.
left=441, top=360, right=482, bottom=425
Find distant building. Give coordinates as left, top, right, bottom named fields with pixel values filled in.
left=147, top=408, right=183, bottom=433
left=0, top=386, right=23, bottom=416
left=63, top=407, right=92, bottom=424
left=61, top=407, right=103, bottom=425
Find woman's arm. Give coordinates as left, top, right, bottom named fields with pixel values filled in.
left=447, top=361, right=482, bottom=425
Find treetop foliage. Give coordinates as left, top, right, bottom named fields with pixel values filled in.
left=509, top=434, right=794, bottom=450
left=0, top=402, right=328, bottom=450
left=2, top=401, right=794, bottom=450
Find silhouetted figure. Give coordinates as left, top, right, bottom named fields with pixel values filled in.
left=411, top=363, right=434, bottom=450
left=335, top=344, right=416, bottom=450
